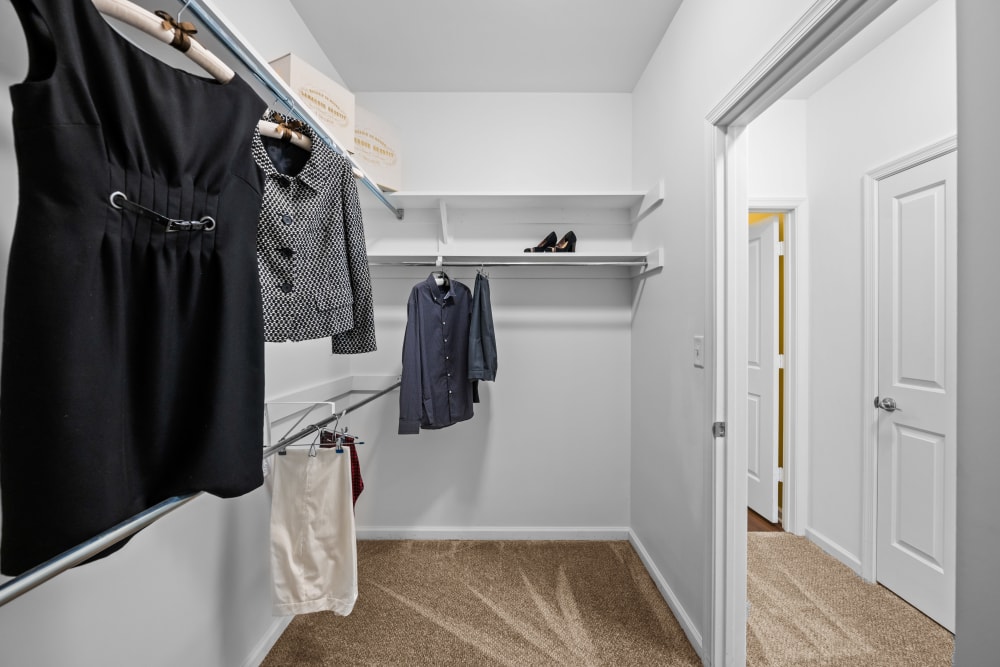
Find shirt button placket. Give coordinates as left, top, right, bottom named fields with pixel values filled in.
left=442, top=300, right=454, bottom=414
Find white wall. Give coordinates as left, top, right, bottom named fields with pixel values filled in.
left=341, top=92, right=634, bottom=535
left=0, top=1, right=344, bottom=665
left=954, top=2, right=1000, bottom=663
left=748, top=100, right=808, bottom=200
left=629, top=0, right=814, bottom=657
left=803, top=0, right=956, bottom=566
left=0, top=492, right=274, bottom=667
left=355, top=92, right=633, bottom=191
left=0, top=6, right=19, bottom=318
left=346, top=273, right=633, bottom=535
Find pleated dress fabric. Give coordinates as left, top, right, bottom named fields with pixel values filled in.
left=0, top=0, right=267, bottom=575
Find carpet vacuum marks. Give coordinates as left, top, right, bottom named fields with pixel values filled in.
left=263, top=540, right=700, bottom=666
left=264, top=536, right=953, bottom=665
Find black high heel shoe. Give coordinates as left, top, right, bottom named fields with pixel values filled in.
left=547, top=230, right=577, bottom=252
left=524, top=231, right=557, bottom=253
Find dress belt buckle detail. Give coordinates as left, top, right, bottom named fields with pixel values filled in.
left=109, top=191, right=216, bottom=232
left=165, top=216, right=216, bottom=233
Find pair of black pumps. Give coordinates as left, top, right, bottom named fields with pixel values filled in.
left=523, top=231, right=577, bottom=253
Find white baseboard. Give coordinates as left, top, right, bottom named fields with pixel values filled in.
left=242, top=616, right=293, bottom=667
left=628, top=530, right=704, bottom=660
left=357, top=526, right=631, bottom=540
left=805, top=527, right=862, bottom=575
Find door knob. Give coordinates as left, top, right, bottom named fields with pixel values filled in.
left=874, top=396, right=901, bottom=412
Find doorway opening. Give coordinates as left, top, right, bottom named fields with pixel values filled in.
left=744, top=203, right=807, bottom=536
left=707, top=0, right=956, bottom=663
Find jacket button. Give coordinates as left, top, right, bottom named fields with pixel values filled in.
left=278, top=247, right=294, bottom=258
left=276, top=176, right=290, bottom=188
left=281, top=214, right=294, bottom=226
left=279, top=282, right=294, bottom=293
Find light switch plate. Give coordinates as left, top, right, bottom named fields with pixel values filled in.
left=693, top=335, right=705, bottom=368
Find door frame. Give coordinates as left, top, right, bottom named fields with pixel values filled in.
left=705, top=1, right=899, bottom=664
left=749, top=199, right=809, bottom=535
left=860, top=135, right=958, bottom=582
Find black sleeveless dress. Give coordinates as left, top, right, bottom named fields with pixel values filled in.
left=1, top=0, right=267, bottom=575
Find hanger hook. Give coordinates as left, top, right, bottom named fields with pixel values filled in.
left=268, top=106, right=287, bottom=125
left=307, top=429, right=322, bottom=458
left=177, top=0, right=193, bottom=22
left=332, top=414, right=344, bottom=453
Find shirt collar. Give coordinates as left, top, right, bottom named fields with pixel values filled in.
left=424, top=273, right=456, bottom=301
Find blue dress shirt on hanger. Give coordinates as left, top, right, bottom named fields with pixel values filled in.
left=399, top=273, right=477, bottom=434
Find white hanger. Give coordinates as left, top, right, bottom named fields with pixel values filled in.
left=91, top=0, right=234, bottom=83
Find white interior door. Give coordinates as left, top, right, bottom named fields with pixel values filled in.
left=876, top=151, right=956, bottom=632
left=747, top=216, right=779, bottom=522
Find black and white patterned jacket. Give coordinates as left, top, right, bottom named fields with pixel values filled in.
left=252, top=118, right=376, bottom=353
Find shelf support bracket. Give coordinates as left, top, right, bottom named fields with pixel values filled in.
left=632, top=179, right=665, bottom=224
left=635, top=247, right=664, bottom=279
left=438, top=200, right=451, bottom=245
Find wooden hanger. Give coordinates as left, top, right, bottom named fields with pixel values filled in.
left=91, top=0, right=234, bottom=83
left=258, top=114, right=313, bottom=151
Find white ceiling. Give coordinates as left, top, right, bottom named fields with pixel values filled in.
left=289, top=0, right=941, bottom=98
left=288, top=0, right=684, bottom=93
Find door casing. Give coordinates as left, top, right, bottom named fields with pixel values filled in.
left=706, top=1, right=900, bottom=665
left=749, top=200, right=809, bottom=535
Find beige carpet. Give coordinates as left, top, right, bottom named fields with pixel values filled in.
left=262, top=540, right=701, bottom=666
left=747, top=533, right=954, bottom=666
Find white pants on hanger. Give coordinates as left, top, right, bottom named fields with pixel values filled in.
left=269, top=447, right=358, bottom=616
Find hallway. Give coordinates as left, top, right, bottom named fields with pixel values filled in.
left=746, top=518, right=953, bottom=665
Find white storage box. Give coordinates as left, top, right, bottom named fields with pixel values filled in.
left=353, top=105, right=402, bottom=192
left=269, top=53, right=355, bottom=151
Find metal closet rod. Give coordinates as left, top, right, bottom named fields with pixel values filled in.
left=369, top=259, right=649, bottom=268
left=0, top=382, right=402, bottom=609
left=261, top=382, right=400, bottom=458
left=179, top=0, right=404, bottom=220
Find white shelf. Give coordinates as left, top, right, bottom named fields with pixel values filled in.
left=367, top=250, right=663, bottom=276
left=386, top=191, right=647, bottom=211
left=359, top=185, right=665, bottom=226
left=359, top=184, right=667, bottom=278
